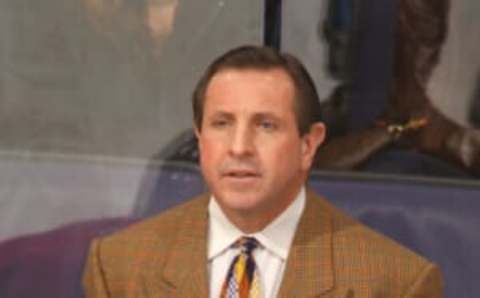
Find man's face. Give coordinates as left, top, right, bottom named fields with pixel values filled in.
left=196, top=68, right=325, bottom=226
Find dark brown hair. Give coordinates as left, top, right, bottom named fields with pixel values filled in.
left=192, top=45, right=322, bottom=136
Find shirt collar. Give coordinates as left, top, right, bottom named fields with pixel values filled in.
left=208, top=187, right=306, bottom=261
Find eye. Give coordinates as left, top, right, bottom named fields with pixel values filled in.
left=211, top=118, right=229, bottom=128
left=257, top=119, right=277, bottom=131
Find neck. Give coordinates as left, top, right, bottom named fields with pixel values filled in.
left=225, top=211, right=277, bottom=234
left=218, top=185, right=304, bottom=234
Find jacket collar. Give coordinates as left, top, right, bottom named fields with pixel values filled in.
left=277, top=190, right=335, bottom=297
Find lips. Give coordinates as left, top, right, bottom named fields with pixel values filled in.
left=221, top=169, right=260, bottom=189
left=222, top=169, right=260, bottom=178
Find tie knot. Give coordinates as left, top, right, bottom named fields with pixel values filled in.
left=236, top=236, right=259, bottom=255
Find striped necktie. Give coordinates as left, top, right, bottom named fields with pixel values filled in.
left=220, top=237, right=262, bottom=298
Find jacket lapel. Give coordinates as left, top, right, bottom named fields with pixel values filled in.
left=277, top=190, right=335, bottom=297
left=144, top=195, right=210, bottom=297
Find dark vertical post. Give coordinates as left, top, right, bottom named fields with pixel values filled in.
left=264, top=0, right=282, bottom=49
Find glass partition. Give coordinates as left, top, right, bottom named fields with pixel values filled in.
left=0, top=0, right=262, bottom=240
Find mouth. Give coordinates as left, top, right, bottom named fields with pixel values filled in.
left=222, top=169, right=261, bottom=179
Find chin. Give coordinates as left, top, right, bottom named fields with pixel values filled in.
left=215, top=190, right=264, bottom=212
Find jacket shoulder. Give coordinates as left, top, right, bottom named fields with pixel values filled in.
left=83, top=194, right=208, bottom=295
left=309, top=193, right=442, bottom=296
left=310, top=192, right=431, bottom=262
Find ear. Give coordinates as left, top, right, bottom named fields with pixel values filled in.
left=194, top=126, right=202, bottom=150
left=194, top=126, right=201, bottom=139
left=301, top=122, right=326, bottom=170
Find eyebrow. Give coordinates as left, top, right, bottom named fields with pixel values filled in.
left=206, top=111, right=282, bottom=123
left=252, top=112, right=281, bottom=122
left=208, top=111, right=234, bottom=119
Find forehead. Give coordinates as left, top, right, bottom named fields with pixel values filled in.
left=204, top=67, right=296, bottom=113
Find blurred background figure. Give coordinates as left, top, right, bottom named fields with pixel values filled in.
left=315, top=0, right=480, bottom=178
left=83, top=0, right=179, bottom=60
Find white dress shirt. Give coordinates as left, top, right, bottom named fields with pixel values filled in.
left=207, top=187, right=306, bottom=298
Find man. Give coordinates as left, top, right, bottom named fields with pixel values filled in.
left=83, top=45, right=443, bottom=297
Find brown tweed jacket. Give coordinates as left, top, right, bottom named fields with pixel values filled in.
left=83, top=191, right=443, bottom=297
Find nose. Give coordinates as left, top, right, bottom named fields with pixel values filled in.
left=229, top=125, right=254, bottom=157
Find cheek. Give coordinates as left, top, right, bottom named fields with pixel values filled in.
left=262, top=141, right=303, bottom=172
left=198, top=139, right=223, bottom=172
